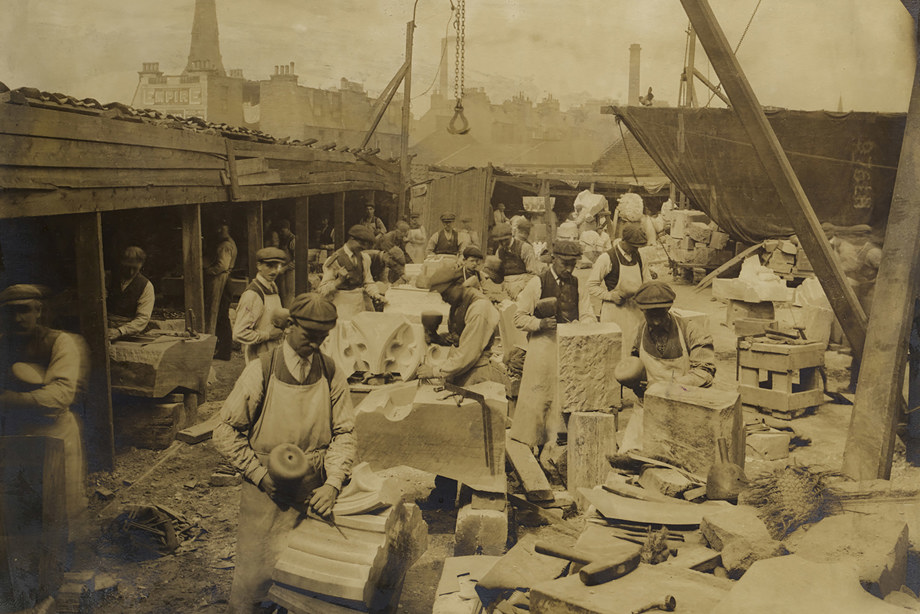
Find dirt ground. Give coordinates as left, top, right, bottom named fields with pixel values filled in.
left=64, top=277, right=920, bottom=613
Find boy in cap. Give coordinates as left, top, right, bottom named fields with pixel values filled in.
left=107, top=245, right=155, bottom=341
left=233, top=247, right=288, bottom=363
left=0, top=284, right=87, bottom=533
left=586, top=222, right=651, bottom=359
left=214, top=292, right=356, bottom=613
left=319, top=225, right=386, bottom=319
left=427, top=212, right=461, bottom=256
left=204, top=222, right=238, bottom=359
left=509, top=240, right=596, bottom=450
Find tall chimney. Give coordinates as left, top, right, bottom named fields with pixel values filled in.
left=439, top=37, right=449, bottom=96
left=185, top=0, right=226, bottom=75
left=628, top=44, right=641, bottom=106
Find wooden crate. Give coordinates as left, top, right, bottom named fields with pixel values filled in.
left=737, top=339, right=825, bottom=419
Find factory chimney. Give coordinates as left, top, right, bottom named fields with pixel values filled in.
left=628, top=44, right=641, bottom=106
left=439, top=37, right=449, bottom=96
left=185, top=0, right=226, bottom=75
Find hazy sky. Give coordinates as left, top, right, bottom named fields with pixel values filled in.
left=1, top=0, right=915, bottom=114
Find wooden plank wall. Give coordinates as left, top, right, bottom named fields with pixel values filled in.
left=422, top=167, right=494, bottom=250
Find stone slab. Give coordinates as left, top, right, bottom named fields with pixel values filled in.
left=568, top=412, right=618, bottom=509
left=556, top=322, right=622, bottom=413
left=712, top=277, right=791, bottom=303
left=643, top=382, right=745, bottom=478
left=505, top=433, right=554, bottom=501
left=454, top=505, right=508, bottom=556
left=725, top=299, right=775, bottom=326
left=475, top=535, right=569, bottom=608
left=638, top=467, right=695, bottom=498
left=700, top=506, right=786, bottom=576
left=745, top=431, right=790, bottom=461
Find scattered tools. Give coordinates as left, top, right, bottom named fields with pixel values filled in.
left=534, top=541, right=641, bottom=586
left=705, top=438, right=747, bottom=502
left=632, top=595, right=677, bottom=614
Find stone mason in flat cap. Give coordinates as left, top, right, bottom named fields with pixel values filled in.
left=634, top=281, right=676, bottom=310
left=288, top=292, right=338, bottom=330
left=256, top=247, right=288, bottom=264
left=347, top=224, right=376, bottom=244
left=553, top=240, right=582, bottom=258
left=0, top=284, right=43, bottom=306
left=491, top=222, right=512, bottom=240
left=621, top=222, right=647, bottom=247
left=462, top=245, right=483, bottom=259
left=440, top=212, right=456, bottom=223
left=516, top=217, right=532, bottom=232
left=427, top=267, right=464, bottom=294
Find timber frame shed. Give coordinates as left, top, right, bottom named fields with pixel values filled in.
left=0, top=83, right=400, bottom=469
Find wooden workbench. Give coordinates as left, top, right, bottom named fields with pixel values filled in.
left=109, top=333, right=216, bottom=398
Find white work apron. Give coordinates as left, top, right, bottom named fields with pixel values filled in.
left=206, top=272, right=229, bottom=335
left=228, top=360, right=331, bottom=614
left=508, top=329, right=560, bottom=447
left=599, top=246, right=644, bottom=360
left=332, top=287, right=366, bottom=322
left=620, top=323, right=691, bottom=452
left=243, top=292, right=283, bottom=364
left=30, top=410, right=87, bottom=540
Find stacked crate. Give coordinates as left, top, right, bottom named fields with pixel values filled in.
left=763, top=239, right=813, bottom=276
left=737, top=337, right=825, bottom=419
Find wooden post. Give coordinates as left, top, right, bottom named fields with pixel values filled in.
left=679, top=0, right=867, bottom=358
left=398, top=20, right=415, bottom=222
left=540, top=179, right=555, bottom=244
left=842, top=33, right=920, bottom=479
left=182, top=204, right=205, bottom=334
left=246, top=202, right=263, bottom=280
left=74, top=212, right=114, bottom=471
left=908, top=298, right=920, bottom=440
left=334, top=192, right=346, bottom=250
left=294, top=196, right=311, bottom=294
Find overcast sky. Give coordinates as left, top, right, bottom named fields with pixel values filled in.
left=1, top=0, right=915, bottom=115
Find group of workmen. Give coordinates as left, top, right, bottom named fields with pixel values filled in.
left=0, top=198, right=716, bottom=614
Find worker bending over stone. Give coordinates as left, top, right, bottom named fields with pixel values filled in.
left=214, top=293, right=356, bottom=614
left=233, top=247, right=288, bottom=363
left=617, top=281, right=716, bottom=451
left=492, top=221, right=540, bottom=300
left=106, top=246, right=154, bottom=341
left=586, top=222, right=650, bottom=359
left=508, top=240, right=596, bottom=450
left=417, top=267, right=499, bottom=386
left=319, top=225, right=386, bottom=320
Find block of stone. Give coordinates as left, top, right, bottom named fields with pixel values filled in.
left=475, top=535, right=568, bottom=608
left=355, top=382, right=506, bottom=493
left=767, top=250, right=795, bottom=273
left=712, top=277, right=790, bottom=303
left=332, top=461, right=401, bottom=516
left=568, top=412, right=618, bottom=509
left=383, top=285, right=449, bottom=324
left=670, top=307, right=710, bottom=333
left=209, top=472, right=242, bottom=487
left=454, top=504, right=508, bottom=556
left=709, top=231, right=730, bottom=250
left=556, top=322, right=622, bottom=413
left=700, top=506, right=786, bottom=576
left=638, top=467, right=695, bottom=498
left=733, top=318, right=775, bottom=338
left=745, top=431, right=790, bottom=461
left=531, top=564, right=731, bottom=614
left=435, top=555, right=500, bottom=598
left=505, top=433, right=554, bottom=502
left=109, top=334, right=216, bottom=397
left=324, top=311, right=425, bottom=379
left=785, top=512, right=908, bottom=598
left=662, top=544, right=722, bottom=572
left=642, top=382, right=744, bottom=479
left=725, top=299, right=775, bottom=325
left=687, top=222, right=712, bottom=244
left=710, top=555, right=906, bottom=614
left=603, top=471, right=675, bottom=503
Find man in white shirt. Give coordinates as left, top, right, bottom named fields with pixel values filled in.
left=233, top=247, right=288, bottom=363
left=106, top=246, right=154, bottom=341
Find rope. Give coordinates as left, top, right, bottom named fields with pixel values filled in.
left=412, top=9, right=455, bottom=100
left=705, top=0, right=764, bottom=107
left=617, top=118, right=641, bottom=188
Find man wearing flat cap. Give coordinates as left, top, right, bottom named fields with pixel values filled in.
left=427, top=212, right=464, bottom=257
left=319, top=225, right=386, bottom=320
left=587, top=221, right=651, bottom=359
left=493, top=220, right=541, bottom=300
left=417, top=267, right=499, bottom=386
left=106, top=245, right=155, bottom=341
left=214, top=292, right=356, bottom=613
left=205, top=222, right=238, bottom=360
left=233, top=247, right=289, bottom=363
left=0, top=284, right=87, bottom=534
left=509, top=240, right=596, bottom=449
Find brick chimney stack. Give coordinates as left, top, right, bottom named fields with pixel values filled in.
left=185, top=0, right=226, bottom=75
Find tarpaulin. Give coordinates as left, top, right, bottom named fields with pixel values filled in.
left=612, top=106, right=906, bottom=243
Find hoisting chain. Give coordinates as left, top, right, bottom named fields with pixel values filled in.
left=448, top=0, right=470, bottom=134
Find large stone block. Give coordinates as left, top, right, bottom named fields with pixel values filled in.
left=454, top=504, right=508, bottom=556
left=642, top=382, right=744, bottom=478
left=556, top=322, right=622, bottom=413
left=712, top=277, right=791, bottom=303
left=567, top=412, right=618, bottom=509
left=786, top=512, right=909, bottom=598
left=700, top=506, right=786, bottom=577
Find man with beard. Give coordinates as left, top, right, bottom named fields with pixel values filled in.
left=106, top=246, right=154, bottom=341
left=233, top=247, right=289, bottom=364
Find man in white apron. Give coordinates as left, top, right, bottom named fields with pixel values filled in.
left=617, top=281, right=716, bottom=451
left=214, top=293, right=356, bottom=614
left=508, top=240, right=596, bottom=450
left=233, top=247, right=287, bottom=364
left=319, top=225, right=385, bottom=321
left=587, top=223, right=649, bottom=360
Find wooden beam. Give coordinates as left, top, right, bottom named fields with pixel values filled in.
left=294, top=196, right=311, bottom=294
left=246, top=203, right=263, bottom=280
left=224, top=140, right=241, bottom=202
left=0, top=186, right=227, bottom=220
left=679, top=0, right=867, bottom=358
left=842, top=35, right=920, bottom=480
left=0, top=167, right=224, bottom=190
left=74, top=212, right=114, bottom=471
left=334, top=192, right=346, bottom=250
left=398, top=20, right=415, bottom=222
left=181, top=204, right=205, bottom=333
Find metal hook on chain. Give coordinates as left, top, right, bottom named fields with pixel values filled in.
left=448, top=101, right=470, bottom=135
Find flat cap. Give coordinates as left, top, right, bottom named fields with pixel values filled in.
left=289, top=292, right=337, bottom=330
left=515, top=218, right=532, bottom=232
left=256, top=247, right=288, bottom=263
left=553, top=240, right=582, bottom=258
left=347, top=224, right=375, bottom=244
left=621, top=222, right=647, bottom=247
left=491, top=222, right=512, bottom=239
left=386, top=246, right=406, bottom=265
left=0, top=284, right=43, bottom=306
left=440, top=212, right=456, bottom=222
left=634, top=281, right=676, bottom=310
left=121, top=246, right=146, bottom=265
left=462, top=245, right=483, bottom=259
left=427, top=267, right=463, bottom=294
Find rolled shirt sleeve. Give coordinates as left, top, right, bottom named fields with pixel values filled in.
left=436, top=299, right=499, bottom=378
left=116, top=280, right=154, bottom=338
left=684, top=318, right=716, bottom=387
left=513, top=275, right=544, bottom=333
left=232, top=290, right=267, bottom=345
left=323, top=363, right=357, bottom=490
left=587, top=252, right=614, bottom=302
